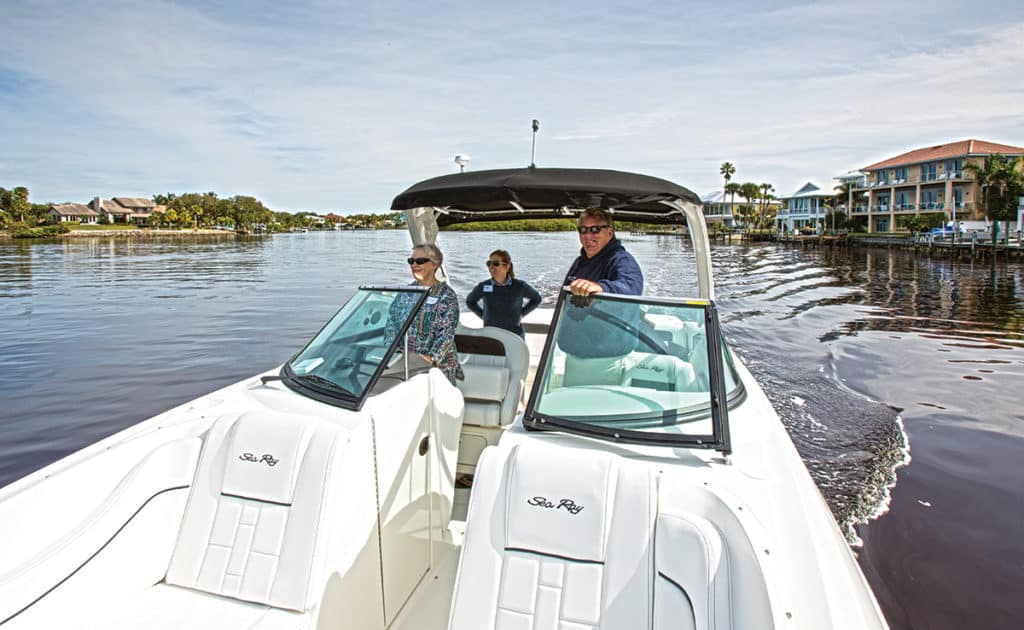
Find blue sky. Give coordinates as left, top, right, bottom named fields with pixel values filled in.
left=2, top=0, right=1023, bottom=213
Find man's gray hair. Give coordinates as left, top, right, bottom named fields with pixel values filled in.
left=578, top=207, right=614, bottom=228
left=413, top=243, right=444, bottom=265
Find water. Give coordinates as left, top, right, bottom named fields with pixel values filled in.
left=2, top=231, right=1022, bottom=629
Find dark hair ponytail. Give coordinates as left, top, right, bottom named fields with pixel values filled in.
left=490, top=249, right=514, bottom=279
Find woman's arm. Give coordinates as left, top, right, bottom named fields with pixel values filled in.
left=428, top=287, right=461, bottom=365
left=520, top=281, right=542, bottom=317
left=466, top=282, right=485, bottom=318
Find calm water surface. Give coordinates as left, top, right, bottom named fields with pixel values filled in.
left=2, top=231, right=1022, bottom=629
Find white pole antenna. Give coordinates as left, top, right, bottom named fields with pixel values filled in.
left=530, top=119, right=539, bottom=167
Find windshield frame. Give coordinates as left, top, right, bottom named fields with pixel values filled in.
left=279, top=285, right=428, bottom=410
left=523, top=288, right=736, bottom=454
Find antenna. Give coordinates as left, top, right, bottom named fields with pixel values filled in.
left=454, top=154, right=470, bottom=173
left=530, top=119, right=539, bottom=167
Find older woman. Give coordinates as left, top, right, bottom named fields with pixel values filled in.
left=384, top=243, right=463, bottom=384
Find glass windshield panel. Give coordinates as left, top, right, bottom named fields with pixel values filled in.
left=531, top=293, right=739, bottom=440
left=286, top=287, right=424, bottom=403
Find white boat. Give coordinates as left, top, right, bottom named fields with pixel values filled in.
left=0, top=168, right=888, bottom=629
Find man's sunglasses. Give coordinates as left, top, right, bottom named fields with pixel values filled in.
left=577, top=225, right=610, bottom=234
left=485, top=260, right=506, bottom=267
left=407, top=257, right=432, bottom=265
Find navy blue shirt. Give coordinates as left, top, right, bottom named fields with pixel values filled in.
left=562, top=238, right=644, bottom=295
left=559, top=238, right=643, bottom=358
left=466, top=277, right=542, bottom=337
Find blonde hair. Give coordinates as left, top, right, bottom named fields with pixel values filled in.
left=489, top=249, right=515, bottom=279
left=412, top=243, right=443, bottom=265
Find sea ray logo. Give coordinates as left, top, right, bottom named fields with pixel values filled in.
left=239, top=452, right=279, bottom=466
left=636, top=363, right=665, bottom=373
left=527, top=496, right=584, bottom=515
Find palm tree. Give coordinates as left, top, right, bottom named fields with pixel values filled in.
left=724, top=182, right=741, bottom=226
left=758, top=183, right=775, bottom=229
left=739, top=182, right=760, bottom=229
left=965, top=154, right=1024, bottom=240
left=720, top=162, right=736, bottom=191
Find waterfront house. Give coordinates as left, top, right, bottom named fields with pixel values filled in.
left=113, top=197, right=158, bottom=225
left=700, top=191, right=738, bottom=227
left=47, top=203, right=99, bottom=224
left=90, top=197, right=159, bottom=225
left=775, top=182, right=832, bottom=232
left=846, top=139, right=1024, bottom=233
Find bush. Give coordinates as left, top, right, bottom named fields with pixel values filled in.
left=12, top=223, right=71, bottom=239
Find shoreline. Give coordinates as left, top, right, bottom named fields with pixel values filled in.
left=0, top=228, right=252, bottom=239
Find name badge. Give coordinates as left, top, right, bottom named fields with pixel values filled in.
left=483, top=284, right=494, bottom=293
left=426, top=296, right=439, bottom=305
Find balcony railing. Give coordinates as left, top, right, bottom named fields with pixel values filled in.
left=863, top=201, right=979, bottom=213
left=855, top=171, right=971, bottom=190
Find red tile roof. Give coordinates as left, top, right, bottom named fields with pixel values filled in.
left=863, top=139, right=1024, bottom=171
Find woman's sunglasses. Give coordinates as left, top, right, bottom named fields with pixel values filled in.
left=577, top=225, right=610, bottom=234
left=407, top=257, right=432, bottom=265
left=485, top=260, right=506, bottom=267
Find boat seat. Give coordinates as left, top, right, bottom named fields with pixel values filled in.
left=451, top=444, right=764, bottom=629
left=450, top=445, right=656, bottom=629
left=454, top=325, right=529, bottom=428
left=620, top=353, right=698, bottom=392
left=95, top=410, right=362, bottom=629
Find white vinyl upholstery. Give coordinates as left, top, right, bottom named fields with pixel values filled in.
left=455, top=326, right=529, bottom=428
left=654, top=513, right=731, bottom=630
left=451, top=444, right=767, bottom=630
left=96, top=583, right=307, bottom=630
left=166, top=411, right=345, bottom=613
left=450, top=445, right=656, bottom=630
left=460, top=364, right=510, bottom=402
left=620, top=353, right=698, bottom=392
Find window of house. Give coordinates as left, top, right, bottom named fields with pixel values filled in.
left=921, top=163, right=937, bottom=181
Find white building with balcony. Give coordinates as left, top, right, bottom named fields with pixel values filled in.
left=775, top=182, right=831, bottom=232
left=699, top=190, right=737, bottom=227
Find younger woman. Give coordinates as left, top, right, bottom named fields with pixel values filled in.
left=466, top=249, right=542, bottom=338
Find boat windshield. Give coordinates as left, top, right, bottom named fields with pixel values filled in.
left=281, top=286, right=427, bottom=410
left=525, top=290, right=740, bottom=450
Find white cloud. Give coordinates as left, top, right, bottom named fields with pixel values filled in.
left=1, top=1, right=1023, bottom=210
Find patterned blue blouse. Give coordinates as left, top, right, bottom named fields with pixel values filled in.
left=384, top=282, right=463, bottom=384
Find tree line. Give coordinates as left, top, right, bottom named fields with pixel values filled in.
left=0, top=186, right=50, bottom=226
left=0, top=187, right=406, bottom=232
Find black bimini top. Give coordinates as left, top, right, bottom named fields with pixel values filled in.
left=390, top=167, right=701, bottom=226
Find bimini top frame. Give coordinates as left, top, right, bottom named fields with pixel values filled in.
left=391, top=167, right=716, bottom=301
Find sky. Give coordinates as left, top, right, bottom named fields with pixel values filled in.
left=2, top=0, right=1024, bottom=213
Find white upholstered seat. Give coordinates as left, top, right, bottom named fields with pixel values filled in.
left=450, top=444, right=773, bottom=629
left=455, top=325, right=529, bottom=428
left=450, top=445, right=655, bottom=630
left=620, top=353, right=698, bottom=392
left=164, top=411, right=342, bottom=611
left=96, top=410, right=365, bottom=629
